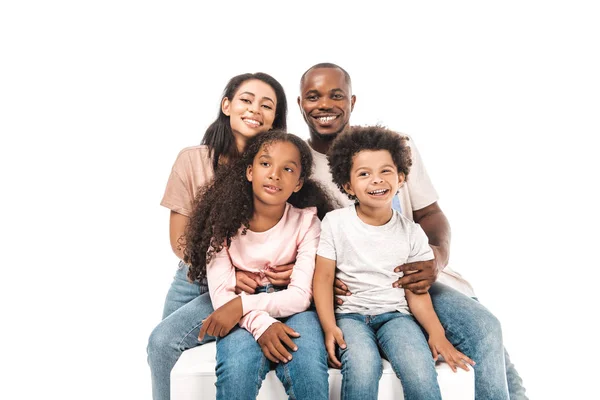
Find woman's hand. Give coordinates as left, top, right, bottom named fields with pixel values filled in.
left=263, top=263, right=294, bottom=286
left=257, top=322, right=300, bottom=363
left=427, top=333, right=475, bottom=372
left=198, top=297, right=243, bottom=340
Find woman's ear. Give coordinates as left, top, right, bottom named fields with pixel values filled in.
left=246, top=165, right=253, bottom=182
left=221, top=97, right=231, bottom=116
left=293, top=178, right=304, bottom=193
left=343, top=182, right=355, bottom=197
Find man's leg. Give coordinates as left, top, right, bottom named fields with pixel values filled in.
left=429, top=282, right=510, bottom=400
left=274, top=310, right=329, bottom=400
left=336, top=314, right=382, bottom=400
left=375, top=312, right=442, bottom=400
left=215, top=326, right=270, bottom=400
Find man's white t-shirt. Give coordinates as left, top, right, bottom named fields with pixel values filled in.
left=310, top=135, right=475, bottom=297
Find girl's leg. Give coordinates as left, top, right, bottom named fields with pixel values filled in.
left=215, top=326, right=270, bottom=400
left=147, top=263, right=214, bottom=400
left=374, top=312, right=441, bottom=400
left=336, top=314, right=382, bottom=400
left=274, top=310, right=329, bottom=400
left=429, top=282, right=510, bottom=400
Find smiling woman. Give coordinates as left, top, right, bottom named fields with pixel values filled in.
left=146, top=72, right=287, bottom=400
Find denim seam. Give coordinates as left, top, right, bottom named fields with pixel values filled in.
left=255, top=355, right=270, bottom=398
left=281, top=362, right=296, bottom=400
left=176, top=321, right=204, bottom=350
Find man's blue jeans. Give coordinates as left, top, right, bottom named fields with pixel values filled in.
left=336, top=312, right=443, bottom=400
left=215, top=308, right=329, bottom=400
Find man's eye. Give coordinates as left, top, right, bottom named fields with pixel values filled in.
left=333, top=94, right=344, bottom=99
left=307, top=95, right=318, bottom=101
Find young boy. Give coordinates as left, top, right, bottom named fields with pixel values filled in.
left=312, top=125, right=490, bottom=400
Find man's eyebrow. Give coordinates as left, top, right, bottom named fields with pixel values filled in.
left=303, top=89, right=319, bottom=96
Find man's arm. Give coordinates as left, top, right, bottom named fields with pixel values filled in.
left=394, top=202, right=450, bottom=294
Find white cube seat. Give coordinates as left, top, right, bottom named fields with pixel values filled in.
left=171, top=342, right=474, bottom=399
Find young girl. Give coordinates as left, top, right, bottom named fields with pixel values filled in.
left=183, top=130, right=334, bottom=400
left=147, top=72, right=290, bottom=400
left=312, top=126, right=501, bottom=400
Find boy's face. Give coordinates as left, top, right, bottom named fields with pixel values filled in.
left=298, top=67, right=355, bottom=139
left=343, top=150, right=404, bottom=210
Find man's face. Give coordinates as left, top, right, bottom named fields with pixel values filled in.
left=298, top=67, right=356, bottom=140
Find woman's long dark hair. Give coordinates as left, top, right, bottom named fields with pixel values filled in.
left=201, top=72, right=288, bottom=172
left=184, top=130, right=337, bottom=282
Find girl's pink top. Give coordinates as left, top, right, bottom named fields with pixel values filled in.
left=207, top=203, right=321, bottom=340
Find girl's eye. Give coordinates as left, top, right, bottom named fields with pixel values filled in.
left=260, top=162, right=270, bottom=167
left=284, top=167, right=294, bottom=173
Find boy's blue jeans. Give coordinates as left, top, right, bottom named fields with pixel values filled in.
left=147, top=264, right=527, bottom=400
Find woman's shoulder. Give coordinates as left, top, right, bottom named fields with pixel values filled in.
left=171, top=145, right=213, bottom=169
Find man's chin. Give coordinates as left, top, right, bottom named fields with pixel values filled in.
left=311, top=126, right=345, bottom=142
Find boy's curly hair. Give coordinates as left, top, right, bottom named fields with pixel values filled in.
left=183, top=130, right=337, bottom=282
left=328, top=125, right=412, bottom=200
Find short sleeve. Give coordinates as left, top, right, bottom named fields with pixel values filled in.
left=407, top=222, right=435, bottom=263
left=316, top=214, right=336, bottom=261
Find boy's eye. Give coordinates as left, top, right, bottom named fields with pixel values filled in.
left=358, top=172, right=369, bottom=177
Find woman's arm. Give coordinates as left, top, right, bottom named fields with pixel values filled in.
left=169, top=211, right=189, bottom=260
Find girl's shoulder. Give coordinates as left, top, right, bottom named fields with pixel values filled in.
left=285, top=204, right=319, bottom=229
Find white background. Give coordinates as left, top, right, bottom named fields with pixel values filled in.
left=1, top=1, right=598, bottom=399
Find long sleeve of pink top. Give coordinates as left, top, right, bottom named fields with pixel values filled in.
left=206, top=204, right=321, bottom=341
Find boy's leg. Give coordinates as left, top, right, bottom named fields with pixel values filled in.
left=274, top=310, right=329, bottom=400
left=429, top=282, right=510, bottom=400
left=336, top=314, right=382, bottom=400
left=215, top=326, right=270, bottom=400
left=374, top=312, right=441, bottom=400
left=147, top=289, right=214, bottom=400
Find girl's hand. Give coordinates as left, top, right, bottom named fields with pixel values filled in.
left=198, top=297, right=243, bottom=340
left=235, top=270, right=262, bottom=294
left=257, top=322, right=300, bottom=364
left=324, top=326, right=346, bottom=369
left=263, top=263, right=294, bottom=286
left=428, top=333, right=476, bottom=372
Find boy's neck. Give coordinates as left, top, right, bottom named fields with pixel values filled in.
left=355, top=203, right=393, bottom=226
left=248, top=200, right=287, bottom=233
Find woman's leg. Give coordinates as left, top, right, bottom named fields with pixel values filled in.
left=375, top=312, right=442, bottom=400
left=161, top=261, right=207, bottom=319
left=336, top=314, right=382, bottom=400
left=429, top=282, right=510, bottom=400
left=147, top=263, right=214, bottom=400
left=274, top=310, right=329, bottom=400
left=215, top=326, right=270, bottom=400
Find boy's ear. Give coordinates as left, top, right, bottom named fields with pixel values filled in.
left=246, top=165, right=253, bottom=182
left=221, top=97, right=231, bottom=116
left=293, top=178, right=304, bottom=193
left=398, top=172, right=406, bottom=188
left=343, top=182, right=355, bottom=197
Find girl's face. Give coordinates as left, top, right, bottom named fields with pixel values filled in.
left=246, top=141, right=304, bottom=207
left=222, top=79, right=277, bottom=151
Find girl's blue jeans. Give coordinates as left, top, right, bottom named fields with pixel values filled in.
left=147, top=263, right=527, bottom=400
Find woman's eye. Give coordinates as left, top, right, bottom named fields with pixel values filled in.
left=262, top=104, right=273, bottom=110
left=241, top=98, right=251, bottom=103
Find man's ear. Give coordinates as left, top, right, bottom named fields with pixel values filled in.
left=350, top=95, right=356, bottom=112
left=246, top=165, right=253, bottom=182
left=221, top=97, right=231, bottom=116
left=343, top=182, right=355, bottom=197
left=293, top=178, right=304, bottom=193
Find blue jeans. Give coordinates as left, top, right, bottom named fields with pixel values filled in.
left=336, top=312, right=442, bottom=400
left=215, top=307, right=329, bottom=400
left=147, top=262, right=215, bottom=400
left=429, top=282, right=513, bottom=400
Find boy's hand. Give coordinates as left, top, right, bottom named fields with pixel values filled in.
left=333, top=278, right=352, bottom=305
left=428, top=333, right=475, bottom=372
left=257, top=322, right=300, bottom=363
left=324, top=326, right=346, bottom=368
left=264, top=263, right=294, bottom=286
left=235, top=270, right=262, bottom=294
left=198, top=297, right=243, bottom=340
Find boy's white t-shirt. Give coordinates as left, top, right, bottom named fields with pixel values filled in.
left=317, top=205, right=433, bottom=315
left=310, top=135, right=475, bottom=297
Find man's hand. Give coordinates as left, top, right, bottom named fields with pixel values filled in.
left=198, top=297, right=243, bottom=340
left=324, top=326, right=346, bottom=368
left=333, top=278, right=352, bottom=305
left=393, top=246, right=443, bottom=294
left=264, top=263, right=294, bottom=286
left=235, top=270, right=262, bottom=294
left=257, top=322, right=300, bottom=363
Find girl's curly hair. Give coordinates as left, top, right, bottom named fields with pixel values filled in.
left=328, top=125, right=412, bottom=200
left=183, top=130, right=337, bottom=282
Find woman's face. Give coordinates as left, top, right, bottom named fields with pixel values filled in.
left=222, top=79, right=277, bottom=151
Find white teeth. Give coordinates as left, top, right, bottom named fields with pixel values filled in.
left=369, top=189, right=388, bottom=195
left=318, top=116, right=336, bottom=122
left=244, top=119, right=260, bottom=127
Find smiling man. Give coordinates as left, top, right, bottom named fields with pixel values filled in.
left=298, top=62, right=528, bottom=399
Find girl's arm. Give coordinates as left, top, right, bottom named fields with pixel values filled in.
left=313, top=255, right=346, bottom=368
left=405, top=290, right=475, bottom=372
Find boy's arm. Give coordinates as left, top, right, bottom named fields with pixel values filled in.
left=313, top=255, right=346, bottom=368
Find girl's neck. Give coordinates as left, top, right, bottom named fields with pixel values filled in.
left=248, top=200, right=287, bottom=233
left=355, top=203, right=393, bottom=226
